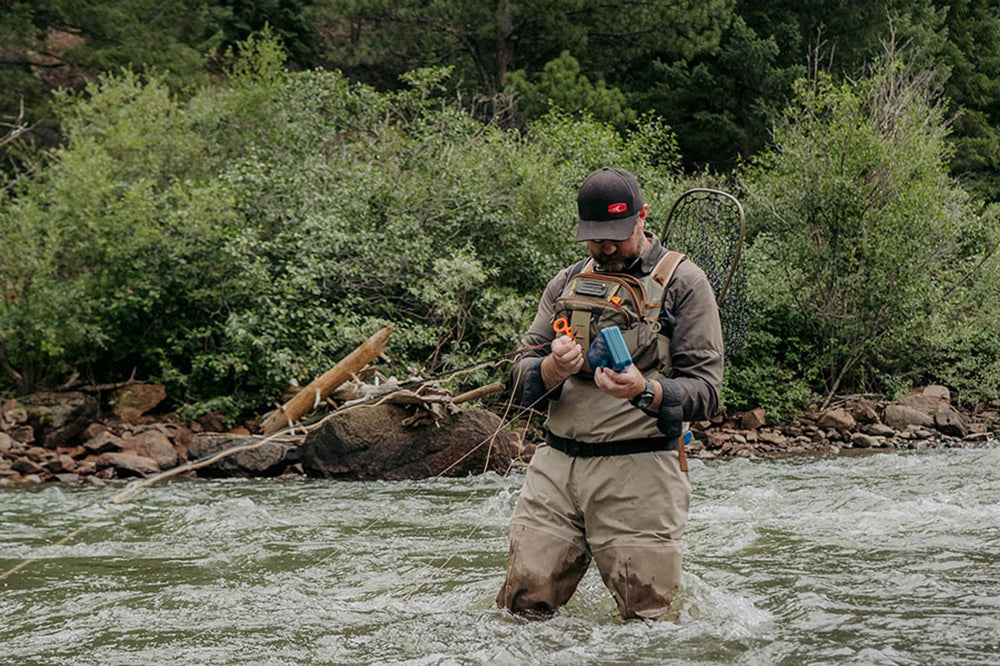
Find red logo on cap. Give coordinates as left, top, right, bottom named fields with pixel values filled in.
left=608, top=203, right=628, bottom=214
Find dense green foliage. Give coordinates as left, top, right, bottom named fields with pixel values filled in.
left=731, top=55, right=1000, bottom=412
left=7, top=1, right=1000, bottom=199
left=5, top=4, right=1000, bottom=419
left=0, top=40, right=691, bottom=417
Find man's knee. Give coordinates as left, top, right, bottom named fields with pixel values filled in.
left=496, top=524, right=591, bottom=618
left=592, top=545, right=683, bottom=620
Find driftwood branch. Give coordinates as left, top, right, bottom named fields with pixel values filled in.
left=452, top=382, right=504, bottom=405
left=261, top=326, right=393, bottom=434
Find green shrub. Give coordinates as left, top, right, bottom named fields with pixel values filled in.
left=0, top=36, right=684, bottom=419
left=740, top=53, right=1000, bottom=405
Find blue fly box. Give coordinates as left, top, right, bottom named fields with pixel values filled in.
left=586, top=326, right=633, bottom=372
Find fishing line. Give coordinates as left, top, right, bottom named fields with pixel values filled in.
left=378, top=359, right=552, bottom=607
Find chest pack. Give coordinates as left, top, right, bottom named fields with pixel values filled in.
left=552, top=251, right=685, bottom=374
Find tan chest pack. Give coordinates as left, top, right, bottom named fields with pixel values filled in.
left=551, top=251, right=686, bottom=374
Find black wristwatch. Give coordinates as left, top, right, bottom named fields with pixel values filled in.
left=630, top=379, right=656, bottom=411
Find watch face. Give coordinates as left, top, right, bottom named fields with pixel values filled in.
left=633, top=380, right=655, bottom=409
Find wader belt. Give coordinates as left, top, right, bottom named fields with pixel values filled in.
left=546, top=432, right=680, bottom=457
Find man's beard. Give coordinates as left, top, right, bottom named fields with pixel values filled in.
left=590, top=249, right=635, bottom=273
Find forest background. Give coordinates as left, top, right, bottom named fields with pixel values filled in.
left=2, top=0, right=1000, bottom=425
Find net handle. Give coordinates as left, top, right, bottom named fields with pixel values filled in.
left=660, top=188, right=746, bottom=305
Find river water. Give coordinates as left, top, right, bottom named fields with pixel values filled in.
left=2, top=444, right=998, bottom=665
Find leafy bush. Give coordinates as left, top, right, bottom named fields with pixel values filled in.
left=0, top=36, right=684, bottom=419
left=739, top=52, right=1000, bottom=407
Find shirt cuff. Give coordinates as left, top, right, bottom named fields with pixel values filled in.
left=514, top=356, right=561, bottom=408
left=654, top=377, right=684, bottom=439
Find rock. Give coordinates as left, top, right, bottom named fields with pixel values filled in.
left=866, top=423, right=896, bottom=437
left=7, top=425, right=35, bottom=444
left=851, top=432, right=883, bottom=448
left=187, top=433, right=292, bottom=477
left=120, top=429, right=178, bottom=469
left=896, top=385, right=951, bottom=415
left=758, top=430, right=787, bottom=446
left=0, top=431, right=17, bottom=454
left=108, top=384, right=167, bottom=423
left=299, top=403, right=514, bottom=480
left=12, top=457, right=44, bottom=475
left=23, top=446, right=52, bottom=463
left=934, top=408, right=968, bottom=438
left=853, top=400, right=880, bottom=424
left=735, top=408, right=767, bottom=430
left=21, top=391, right=98, bottom=449
left=818, top=408, right=856, bottom=432
left=883, top=405, right=934, bottom=430
left=963, top=432, right=992, bottom=442
left=81, top=422, right=107, bottom=440
left=0, top=402, right=28, bottom=429
left=44, top=454, right=77, bottom=473
left=195, top=412, right=228, bottom=433
left=53, top=473, right=82, bottom=484
left=95, top=451, right=160, bottom=477
left=702, top=432, right=728, bottom=450
left=83, top=430, right=125, bottom=454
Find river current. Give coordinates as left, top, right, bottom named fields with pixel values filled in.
left=2, top=444, right=998, bottom=665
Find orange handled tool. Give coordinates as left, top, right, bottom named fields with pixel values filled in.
left=553, top=317, right=574, bottom=339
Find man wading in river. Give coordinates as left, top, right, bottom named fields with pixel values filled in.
left=496, top=167, right=724, bottom=620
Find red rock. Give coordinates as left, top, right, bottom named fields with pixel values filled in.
left=109, top=384, right=167, bottom=423
left=736, top=408, right=767, bottom=430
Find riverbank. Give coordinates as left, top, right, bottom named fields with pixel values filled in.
left=1, top=383, right=996, bottom=486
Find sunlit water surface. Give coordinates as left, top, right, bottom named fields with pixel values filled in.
left=2, top=444, right=999, bottom=665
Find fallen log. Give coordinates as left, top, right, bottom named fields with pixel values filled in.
left=261, top=326, right=393, bottom=434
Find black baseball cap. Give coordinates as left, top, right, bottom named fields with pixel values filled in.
left=575, top=167, right=644, bottom=242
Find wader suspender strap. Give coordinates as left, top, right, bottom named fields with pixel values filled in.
left=648, top=251, right=685, bottom=373
left=651, top=251, right=685, bottom=288
left=568, top=259, right=596, bottom=360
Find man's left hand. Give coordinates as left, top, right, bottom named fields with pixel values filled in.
left=593, top=364, right=646, bottom=400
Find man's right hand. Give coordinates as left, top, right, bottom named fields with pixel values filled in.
left=541, top=335, right=584, bottom=389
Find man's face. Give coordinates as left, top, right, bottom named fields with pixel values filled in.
left=587, top=218, right=645, bottom=272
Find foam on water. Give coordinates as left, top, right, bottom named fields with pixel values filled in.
left=2, top=444, right=999, bottom=664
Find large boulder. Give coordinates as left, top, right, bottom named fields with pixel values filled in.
left=187, top=433, right=293, bottom=477
left=299, top=403, right=515, bottom=480
left=20, top=391, right=98, bottom=449
left=883, top=404, right=935, bottom=430
left=817, top=408, right=856, bottom=432
left=934, top=408, right=969, bottom=438
left=896, top=385, right=951, bottom=415
left=108, top=383, right=167, bottom=423
left=120, top=428, right=178, bottom=469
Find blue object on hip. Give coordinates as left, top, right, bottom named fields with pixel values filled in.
left=586, top=326, right=633, bottom=372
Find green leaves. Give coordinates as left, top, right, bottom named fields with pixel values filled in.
left=0, top=35, right=683, bottom=417
left=739, top=51, right=999, bottom=405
